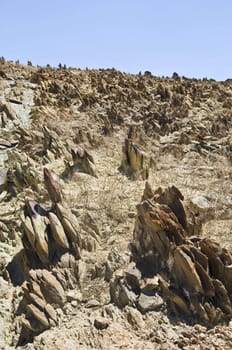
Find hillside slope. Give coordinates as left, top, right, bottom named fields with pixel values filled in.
left=0, top=60, right=231, bottom=349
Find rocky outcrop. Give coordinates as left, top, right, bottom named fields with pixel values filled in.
left=18, top=269, right=65, bottom=345
left=6, top=150, right=40, bottom=194
left=11, top=167, right=93, bottom=344
left=18, top=167, right=83, bottom=270
left=111, top=183, right=232, bottom=326
left=0, top=61, right=232, bottom=349
left=0, top=101, right=16, bottom=124
left=120, top=128, right=149, bottom=180
left=64, top=146, right=96, bottom=178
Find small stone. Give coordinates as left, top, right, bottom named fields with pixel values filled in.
left=194, top=324, right=207, bottom=332
left=71, top=300, right=77, bottom=307
left=85, top=299, right=100, bottom=308
left=94, top=317, right=109, bottom=330
left=128, top=211, right=136, bottom=218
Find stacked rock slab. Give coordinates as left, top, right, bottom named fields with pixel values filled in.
left=16, top=167, right=84, bottom=345
left=18, top=269, right=65, bottom=345
left=111, top=183, right=232, bottom=326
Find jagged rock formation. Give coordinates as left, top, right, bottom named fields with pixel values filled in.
left=120, top=138, right=149, bottom=180
left=0, top=101, right=17, bottom=123
left=6, top=150, right=39, bottom=194
left=18, top=269, right=65, bottom=345
left=64, top=146, right=96, bottom=178
left=120, top=127, right=149, bottom=180
left=0, top=60, right=231, bottom=349
left=10, top=167, right=100, bottom=345
left=111, top=184, right=232, bottom=326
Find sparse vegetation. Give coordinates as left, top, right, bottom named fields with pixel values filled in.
left=0, top=59, right=231, bottom=349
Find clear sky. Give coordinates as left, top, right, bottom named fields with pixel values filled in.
left=1, top=0, right=232, bottom=80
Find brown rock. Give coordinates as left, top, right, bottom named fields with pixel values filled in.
left=44, top=167, right=62, bottom=203
left=94, top=317, right=109, bottom=330
left=31, top=215, right=49, bottom=265
left=55, top=203, right=81, bottom=256
left=68, top=146, right=96, bottom=177
left=173, top=247, right=203, bottom=293
left=3, top=102, right=16, bottom=120
left=40, top=270, right=66, bottom=306
left=140, top=276, right=160, bottom=294
left=120, top=138, right=149, bottom=180
left=26, top=304, right=49, bottom=328
left=48, top=212, right=69, bottom=249
left=154, top=185, right=187, bottom=230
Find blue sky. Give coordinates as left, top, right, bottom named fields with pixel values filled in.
left=1, top=0, right=232, bottom=80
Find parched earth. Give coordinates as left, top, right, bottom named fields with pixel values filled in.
left=0, top=59, right=231, bottom=349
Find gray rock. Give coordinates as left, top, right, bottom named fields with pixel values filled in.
left=191, top=195, right=212, bottom=212
left=137, top=293, right=164, bottom=314
left=124, top=262, right=141, bottom=293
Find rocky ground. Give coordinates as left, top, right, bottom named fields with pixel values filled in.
left=0, top=59, right=231, bottom=349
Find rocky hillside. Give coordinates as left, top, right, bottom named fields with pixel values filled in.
left=0, top=59, right=231, bottom=349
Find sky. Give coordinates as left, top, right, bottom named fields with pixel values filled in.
left=1, top=0, right=232, bottom=80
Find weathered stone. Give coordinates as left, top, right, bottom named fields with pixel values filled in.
left=172, top=247, right=203, bottom=293
left=191, top=195, right=212, bottom=212
left=64, top=146, right=96, bottom=177
left=66, top=290, right=83, bottom=303
left=44, top=304, right=57, bottom=324
left=125, top=306, right=145, bottom=329
left=26, top=304, right=49, bottom=328
left=140, top=276, right=160, bottom=294
left=31, top=215, right=49, bottom=265
left=48, top=212, right=69, bottom=249
left=120, top=138, right=149, bottom=180
left=55, top=204, right=80, bottom=243
left=142, top=181, right=154, bottom=201
left=124, top=262, right=141, bottom=293
left=195, top=261, right=215, bottom=297
left=20, top=214, right=36, bottom=248
left=40, top=270, right=66, bottom=306
left=28, top=293, right=46, bottom=310
left=94, top=317, right=109, bottom=330
left=112, top=183, right=232, bottom=326
left=85, top=299, right=100, bottom=308
left=44, top=167, right=62, bottom=203
left=3, top=102, right=16, bottom=120
left=0, top=169, right=8, bottom=192
left=137, top=293, right=164, bottom=314
left=154, top=185, right=187, bottom=230
left=110, top=274, right=137, bottom=308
